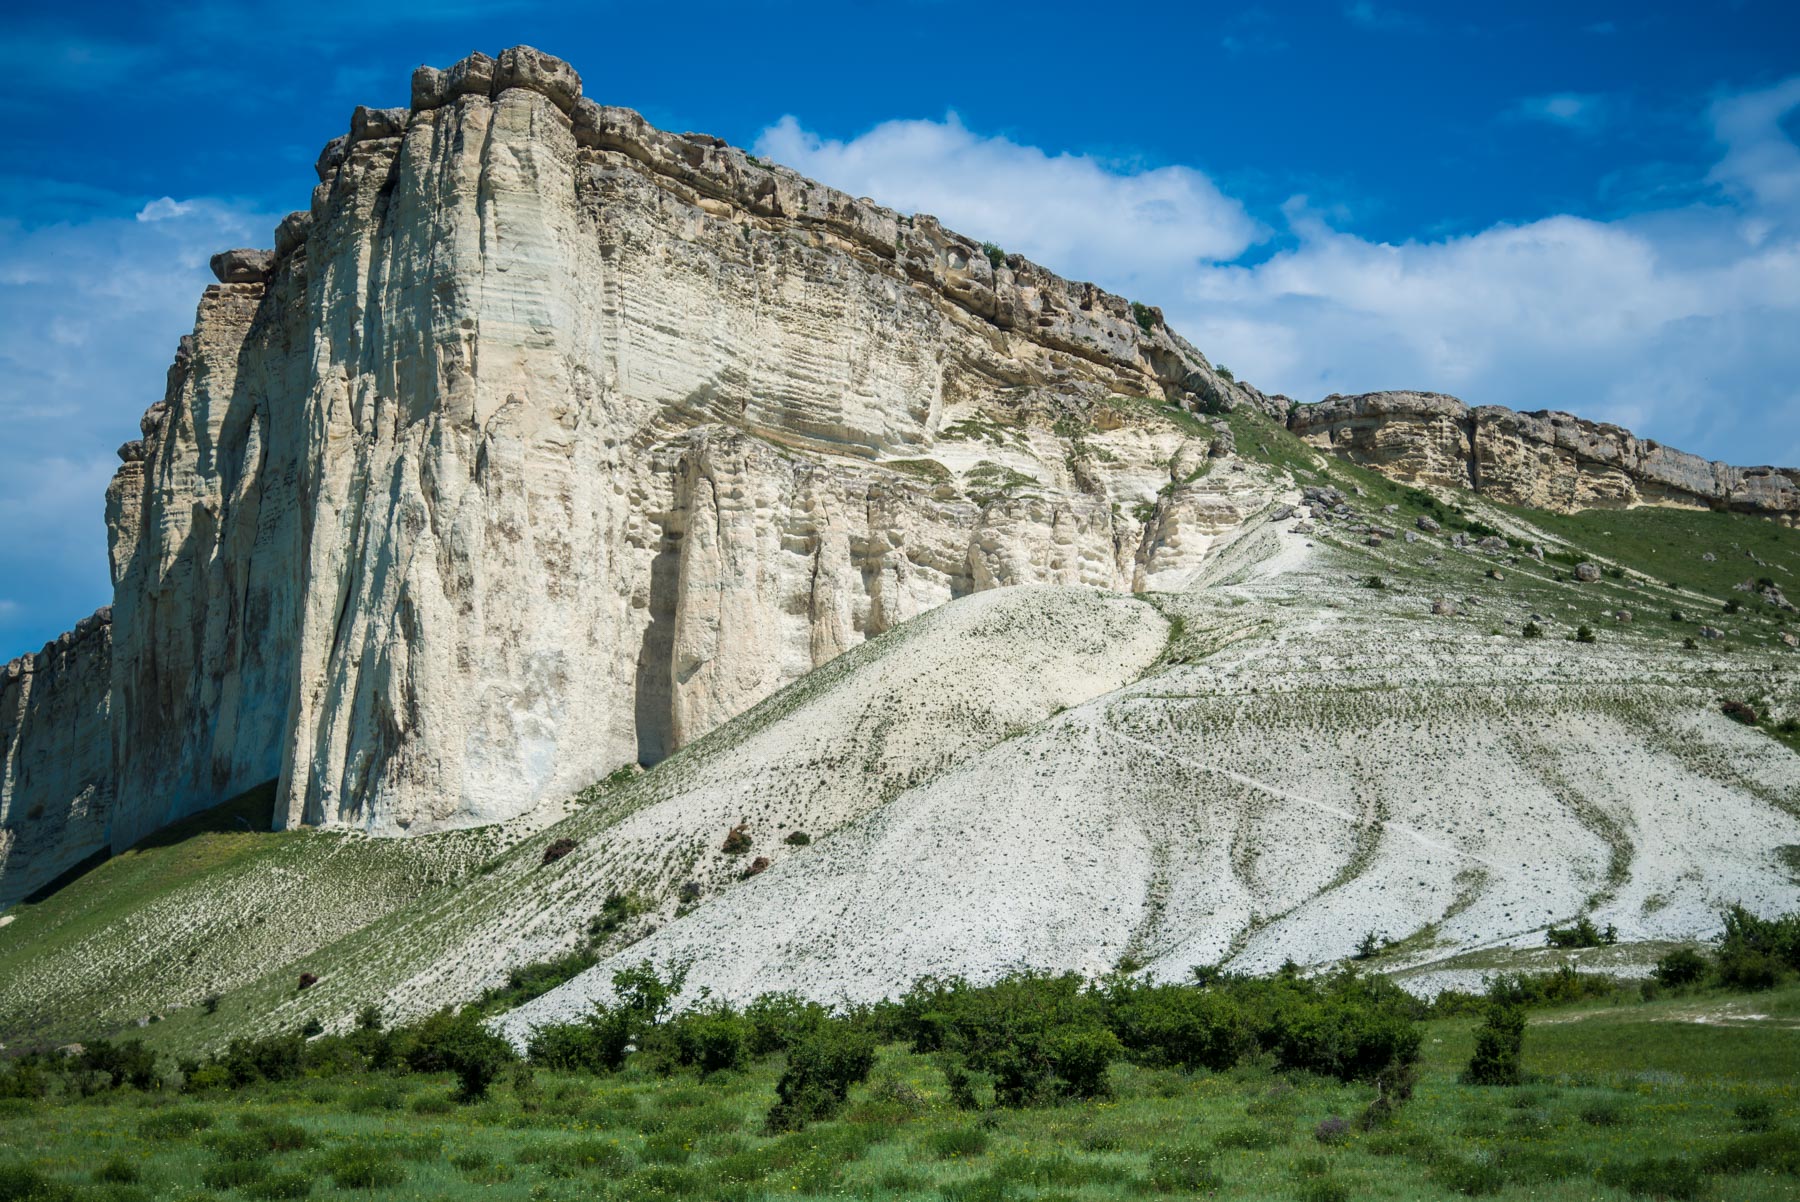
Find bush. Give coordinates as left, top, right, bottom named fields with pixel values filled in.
left=744, top=992, right=828, bottom=1055
left=322, top=1144, right=405, bottom=1190
left=925, top=1128, right=989, bottom=1159
left=1595, top=1156, right=1706, bottom=1199
left=980, top=243, right=1005, bottom=270
left=766, top=1024, right=877, bottom=1131
left=1574, top=625, right=1596, bottom=643
left=296, top=972, right=317, bottom=991
left=1722, top=699, right=1759, bottom=725
left=662, top=1004, right=750, bottom=1077
left=1130, top=302, right=1158, bottom=335
left=404, top=1009, right=514, bottom=1099
left=1102, top=981, right=1248, bottom=1072
left=528, top=1007, right=635, bottom=1074
left=721, top=824, right=752, bottom=855
left=1145, top=1144, right=1221, bottom=1192
left=1522, top=621, right=1544, bottom=638
left=784, top=831, right=811, bottom=846
left=1545, top=916, right=1615, bottom=948
left=1653, top=948, right=1709, bottom=988
left=911, top=972, right=1122, bottom=1105
left=94, top=1157, right=140, bottom=1184
left=1464, top=1002, right=1525, bottom=1086
left=140, top=1108, right=217, bottom=1139
left=541, top=837, right=577, bottom=865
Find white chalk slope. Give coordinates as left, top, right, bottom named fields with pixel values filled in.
left=496, top=519, right=1800, bottom=1043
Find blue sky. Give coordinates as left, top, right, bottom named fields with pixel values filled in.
left=3, top=0, right=1799, bottom=656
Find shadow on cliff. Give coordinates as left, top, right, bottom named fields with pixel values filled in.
left=17, top=779, right=278, bottom=907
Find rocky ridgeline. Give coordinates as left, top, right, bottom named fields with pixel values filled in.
left=1290, top=391, right=1800, bottom=522
left=0, top=46, right=1279, bottom=898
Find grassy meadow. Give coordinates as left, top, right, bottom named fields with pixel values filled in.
left=2, top=980, right=1796, bottom=1202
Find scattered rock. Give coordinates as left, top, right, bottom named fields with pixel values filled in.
left=1575, top=563, right=1601, bottom=583
left=1699, top=626, right=1725, bottom=639
left=1382, top=504, right=1399, bottom=514
left=1762, top=586, right=1795, bottom=611
left=1270, top=504, right=1295, bottom=522
left=1614, top=610, right=1632, bottom=623
left=1365, top=535, right=1384, bottom=547
left=1702, top=552, right=1717, bottom=562
left=209, top=248, right=274, bottom=285
left=1404, top=531, right=1421, bottom=544
left=1529, top=543, right=1545, bottom=562
left=1292, top=522, right=1315, bottom=534
left=1451, top=533, right=1469, bottom=548
left=1416, top=515, right=1441, bottom=534
left=1432, top=598, right=1457, bottom=616
left=1487, top=569, right=1504, bottom=581
left=1780, top=632, right=1797, bottom=649
left=1477, top=536, right=1508, bottom=552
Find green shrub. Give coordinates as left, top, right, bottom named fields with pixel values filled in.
left=1299, top=1180, right=1350, bottom=1202
left=1732, top=1098, right=1774, bottom=1132
left=1578, top=1098, right=1628, bottom=1127
left=766, top=1024, right=877, bottom=1131
left=1595, top=1156, right=1706, bottom=1199
left=925, top=1128, right=989, bottom=1159
left=744, top=992, right=829, bottom=1055
left=244, top=1171, right=313, bottom=1199
left=1701, top=1128, right=1800, bottom=1174
left=1130, top=302, right=1158, bottom=335
left=980, top=243, right=1005, bottom=270
left=783, top=831, right=811, bottom=846
left=662, top=1004, right=750, bottom=1077
left=1575, top=624, right=1596, bottom=643
left=1653, top=948, right=1709, bottom=988
left=1145, top=1144, right=1221, bottom=1192
left=202, top=1159, right=270, bottom=1191
left=321, top=1144, right=405, bottom=1190
left=94, top=1158, right=140, bottom=1185
left=139, top=1108, right=217, bottom=1139
left=1464, top=1002, right=1525, bottom=1086
left=1094, top=978, right=1252, bottom=1072
left=528, top=1008, right=634, bottom=1074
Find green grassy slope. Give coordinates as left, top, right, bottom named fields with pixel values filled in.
left=0, top=783, right=508, bottom=1049
left=1, top=982, right=1796, bottom=1201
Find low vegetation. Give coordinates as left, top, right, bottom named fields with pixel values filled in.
left=6, top=910, right=1800, bottom=1199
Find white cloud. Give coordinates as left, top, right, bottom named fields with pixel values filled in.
left=755, top=77, right=1800, bottom=470
left=136, top=197, right=198, bottom=222
left=1515, top=92, right=1610, bottom=133
left=754, top=114, right=1263, bottom=292
left=0, top=193, right=274, bottom=653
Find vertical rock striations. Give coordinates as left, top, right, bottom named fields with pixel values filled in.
left=1, top=46, right=1275, bottom=894
left=0, top=611, right=113, bottom=906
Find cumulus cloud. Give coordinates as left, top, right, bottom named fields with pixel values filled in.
left=755, top=78, right=1800, bottom=470
left=0, top=192, right=274, bottom=654
left=754, top=115, right=1263, bottom=291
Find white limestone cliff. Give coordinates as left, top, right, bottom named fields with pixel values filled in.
left=1, top=46, right=1275, bottom=892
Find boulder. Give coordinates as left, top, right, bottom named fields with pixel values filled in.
left=1575, top=562, right=1601, bottom=583
left=1416, top=515, right=1441, bottom=533
left=1699, top=626, right=1725, bottom=640
left=495, top=45, right=581, bottom=113
left=208, top=249, right=273, bottom=285
left=1432, top=598, right=1457, bottom=616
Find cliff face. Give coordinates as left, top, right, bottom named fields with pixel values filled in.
left=0, top=611, right=113, bottom=906
left=1, top=45, right=1275, bottom=890
left=1290, top=391, right=1800, bottom=521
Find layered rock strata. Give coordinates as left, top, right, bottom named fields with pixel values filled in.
left=0, top=611, right=113, bottom=906
left=1, top=45, right=1275, bottom=895
left=1291, top=391, right=1800, bottom=521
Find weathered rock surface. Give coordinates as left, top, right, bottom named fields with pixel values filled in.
left=2, top=46, right=1277, bottom=890
left=0, top=611, right=113, bottom=906
left=1290, top=391, right=1800, bottom=521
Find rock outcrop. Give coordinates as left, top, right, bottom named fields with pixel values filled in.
left=1, top=46, right=1277, bottom=894
left=1290, top=391, right=1800, bottom=521
left=0, top=611, right=113, bottom=906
